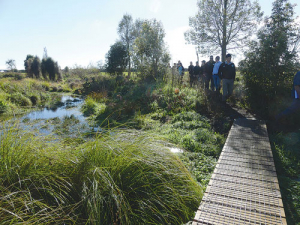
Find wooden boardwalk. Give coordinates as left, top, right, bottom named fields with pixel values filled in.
left=193, top=118, right=287, bottom=225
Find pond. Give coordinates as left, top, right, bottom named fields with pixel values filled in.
left=1, top=94, right=99, bottom=137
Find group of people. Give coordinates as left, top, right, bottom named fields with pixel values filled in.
left=172, top=54, right=236, bottom=102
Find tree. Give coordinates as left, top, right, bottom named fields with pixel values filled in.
left=41, top=57, right=57, bottom=80
left=133, top=19, right=170, bottom=79
left=31, top=56, right=41, bottom=78
left=105, top=41, right=128, bottom=75
left=239, top=0, right=300, bottom=118
left=24, top=55, right=34, bottom=78
left=6, top=59, right=17, bottom=71
left=118, top=14, right=135, bottom=77
left=185, top=0, right=263, bottom=61
left=43, top=47, right=48, bottom=59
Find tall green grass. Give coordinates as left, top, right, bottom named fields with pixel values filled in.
left=0, top=125, right=202, bottom=224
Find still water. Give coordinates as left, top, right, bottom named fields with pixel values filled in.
left=2, top=95, right=98, bottom=137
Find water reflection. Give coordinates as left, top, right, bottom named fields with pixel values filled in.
left=23, top=95, right=85, bottom=122
left=2, top=94, right=100, bottom=137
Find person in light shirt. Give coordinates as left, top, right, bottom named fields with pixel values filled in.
left=212, top=56, right=222, bottom=94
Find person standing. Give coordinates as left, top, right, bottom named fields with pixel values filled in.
left=212, top=56, right=222, bottom=93
left=204, top=56, right=215, bottom=90
left=178, top=63, right=184, bottom=85
left=188, top=61, right=195, bottom=87
left=218, top=54, right=236, bottom=102
left=194, top=61, right=201, bottom=86
left=199, top=60, right=206, bottom=88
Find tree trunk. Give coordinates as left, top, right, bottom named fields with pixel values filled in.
left=222, top=0, right=228, bottom=62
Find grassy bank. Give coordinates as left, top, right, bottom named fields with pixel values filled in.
left=0, top=73, right=71, bottom=117
left=0, top=125, right=202, bottom=224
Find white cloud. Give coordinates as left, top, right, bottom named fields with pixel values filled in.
left=150, top=0, right=161, bottom=13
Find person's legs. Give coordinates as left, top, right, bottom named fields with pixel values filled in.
left=227, top=79, right=234, bottom=97
left=222, top=79, right=229, bottom=101
left=210, top=75, right=215, bottom=90
left=213, top=75, right=220, bottom=92
left=205, top=74, right=210, bottom=89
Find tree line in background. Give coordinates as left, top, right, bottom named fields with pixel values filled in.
left=105, top=15, right=170, bottom=80
left=24, top=49, right=62, bottom=81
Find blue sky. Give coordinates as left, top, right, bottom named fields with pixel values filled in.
left=0, top=0, right=299, bottom=70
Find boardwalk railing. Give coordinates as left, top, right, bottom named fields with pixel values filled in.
left=193, top=118, right=287, bottom=225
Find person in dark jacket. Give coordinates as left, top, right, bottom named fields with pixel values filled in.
left=218, top=54, right=236, bottom=101
left=204, top=56, right=215, bottom=90
left=194, top=61, right=201, bottom=86
left=199, top=60, right=206, bottom=88
left=188, top=61, right=195, bottom=87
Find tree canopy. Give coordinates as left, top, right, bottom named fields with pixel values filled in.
left=106, top=15, right=170, bottom=80
left=239, top=0, right=300, bottom=118
left=133, top=19, right=170, bottom=79
left=185, top=0, right=263, bottom=61
left=105, top=41, right=128, bottom=75
left=118, top=14, right=135, bottom=77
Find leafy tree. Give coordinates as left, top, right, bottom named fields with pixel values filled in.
left=41, top=57, right=61, bottom=81
left=31, top=56, right=41, bottom=78
left=118, top=14, right=135, bottom=77
left=46, top=57, right=56, bottom=81
left=239, top=0, right=300, bottom=118
left=24, top=55, right=34, bottom=78
left=105, top=41, right=128, bottom=75
left=133, top=19, right=170, bottom=79
left=185, top=0, right=263, bottom=61
left=5, top=59, right=16, bottom=71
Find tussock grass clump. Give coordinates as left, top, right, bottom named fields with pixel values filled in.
left=0, top=124, right=77, bottom=224
left=0, top=126, right=202, bottom=224
left=81, top=96, right=106, bottom=117
left=76, top=131, right=202, bottom=224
